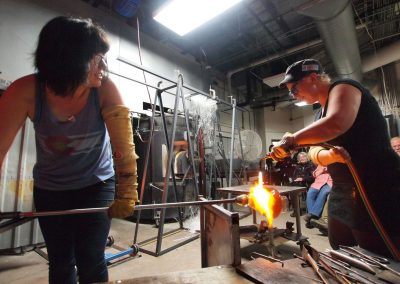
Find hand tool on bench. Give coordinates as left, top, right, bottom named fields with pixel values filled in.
left=305, top=244, right=350, bottom=284
left=329, top=249, right=377, bottom=275
left=320, top=252, right=381, bottom=284
left=339, top=245, right=400, bottom=278
left=302, top=246, right=329, bottom=284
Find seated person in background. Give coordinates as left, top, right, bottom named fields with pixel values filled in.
left=304, top=165, right=332, bottom=227
left=273, top=156, right=295, bottom=185
left=390, top=136, right=400, bottom=156
left=291, top=151, right=315, bottom=187
left=289, top=152, right=315, bottom=216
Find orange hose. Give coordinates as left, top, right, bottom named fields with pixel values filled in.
left=315, top=144, right=399, bottom=260
left=346, top=160, right=400, bottom=260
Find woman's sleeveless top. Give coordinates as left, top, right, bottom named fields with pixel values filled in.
left=33, top=85, right=114, bottom=190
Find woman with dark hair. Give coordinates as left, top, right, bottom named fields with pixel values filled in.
left=271, top=59, right=400, bottom=258
left=0, top=16, right=138, bottom=283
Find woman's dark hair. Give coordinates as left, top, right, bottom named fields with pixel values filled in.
left=35, top=16, right=110, bottom=96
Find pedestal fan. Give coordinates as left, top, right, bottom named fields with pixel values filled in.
left=234, top=129, right=263, bottom=163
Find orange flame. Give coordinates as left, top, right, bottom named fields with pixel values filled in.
left=248, top=172, right=282, bottom=228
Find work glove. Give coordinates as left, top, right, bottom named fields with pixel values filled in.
left=102, top=105, right=139, bottom=219
left=270, top=133, right=296, bottom=161
left=108, top=197, right=136, bottom=219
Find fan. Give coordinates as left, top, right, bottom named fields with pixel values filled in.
left=234, top=130, right=263, bottom=162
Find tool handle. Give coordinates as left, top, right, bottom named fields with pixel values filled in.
left=302, top=247, right=329, bottom=284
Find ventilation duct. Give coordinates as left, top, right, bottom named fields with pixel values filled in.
left=362, top=41, right=400, bottom=73
left=262, top=40, right=400, bottom=86
left=298, top=0, right=362, bottom=81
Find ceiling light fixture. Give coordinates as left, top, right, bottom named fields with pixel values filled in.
left=153, top=0, right=243, bottom=36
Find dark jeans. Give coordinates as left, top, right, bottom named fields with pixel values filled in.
left=34, top=177, right=115, bottom=284
left=306, top=184, right=331, bottom=218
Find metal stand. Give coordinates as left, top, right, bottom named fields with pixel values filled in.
left=109, top=58, right=249, bottom=255
left=134, top=74, right=200, bottom=256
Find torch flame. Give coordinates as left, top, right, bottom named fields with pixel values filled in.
left=247, top=172, right=282, bottom=229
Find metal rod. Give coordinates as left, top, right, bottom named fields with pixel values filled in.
left=0, top=198, right=238, bottom=219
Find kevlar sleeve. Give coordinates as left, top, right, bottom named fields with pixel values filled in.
left=308, top=146, right=326, bottom=166
left=102, top=105, right=139, bottom=202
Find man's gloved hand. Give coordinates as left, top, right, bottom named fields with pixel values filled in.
left=270, top=133, right=296, bottom=161
left=108, top=198, right=135, bottom=219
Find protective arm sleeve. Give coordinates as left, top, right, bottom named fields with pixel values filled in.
left=102, top=105, right=139, bottom=218
left=308, top=146, right=349, bottom=166
left=308, top=146, right=327, bottom=166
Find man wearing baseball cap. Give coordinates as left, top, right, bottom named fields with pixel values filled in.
left=279, top=59, right=326, bottom=101
left=270, top=58, right=400, bottom=259
left=279, top=59, right=323, bottom=88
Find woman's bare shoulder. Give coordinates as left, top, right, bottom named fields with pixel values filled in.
left=4, top=74, right=37, bottom=119
left=98, top=77, right=124, bottom=108
left=7, top=74, right=37, bottom=98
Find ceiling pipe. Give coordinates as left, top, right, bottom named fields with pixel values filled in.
left=226, top=0, right=398, bottom=106
left=362, top=41, right=400, bottom=73
left=226, top=0, right=361, bottom=102
left=226, top=38, right=323, bottom=102
left=298, top=0, right=363, bottom=81
left=262, top=40, right=400, bottom=85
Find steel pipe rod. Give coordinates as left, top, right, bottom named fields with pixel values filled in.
left=0, top=198, right=239, bottom=219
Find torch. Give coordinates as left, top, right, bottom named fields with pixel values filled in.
left=238, top=171, right=283, bottom=256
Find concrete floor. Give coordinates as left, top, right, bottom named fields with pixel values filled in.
left=0, top=208, right=331, bottom=284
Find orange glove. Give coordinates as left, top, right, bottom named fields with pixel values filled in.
left=108, top=197, right=136, bottom=218
left=102, top=105, right=139, bottom=219
left=270, top=133, right=296, bottom=161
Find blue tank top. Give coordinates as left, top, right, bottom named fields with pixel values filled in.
left=33, top=85, right=114, bottom=190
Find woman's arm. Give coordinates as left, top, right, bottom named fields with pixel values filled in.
left=98, top=78, right=139, bottom=219
left=0, top=75, right=34, bottom=166
left=98, top=78, right=124, bottom=108
left=293, top=83, right=362, bottom=145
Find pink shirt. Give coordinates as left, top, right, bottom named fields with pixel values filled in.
left=310, top=165, right=333, bottom=190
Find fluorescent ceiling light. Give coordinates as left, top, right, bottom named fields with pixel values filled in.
left=295, top=101, right=308, bottom=107
left=153, top=0, right=243, bottom=36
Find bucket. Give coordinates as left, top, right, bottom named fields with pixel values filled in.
left=113, top=0, right=141, bottom=18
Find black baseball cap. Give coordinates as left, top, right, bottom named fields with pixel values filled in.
left=279, top=59, right=323, bottom=88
